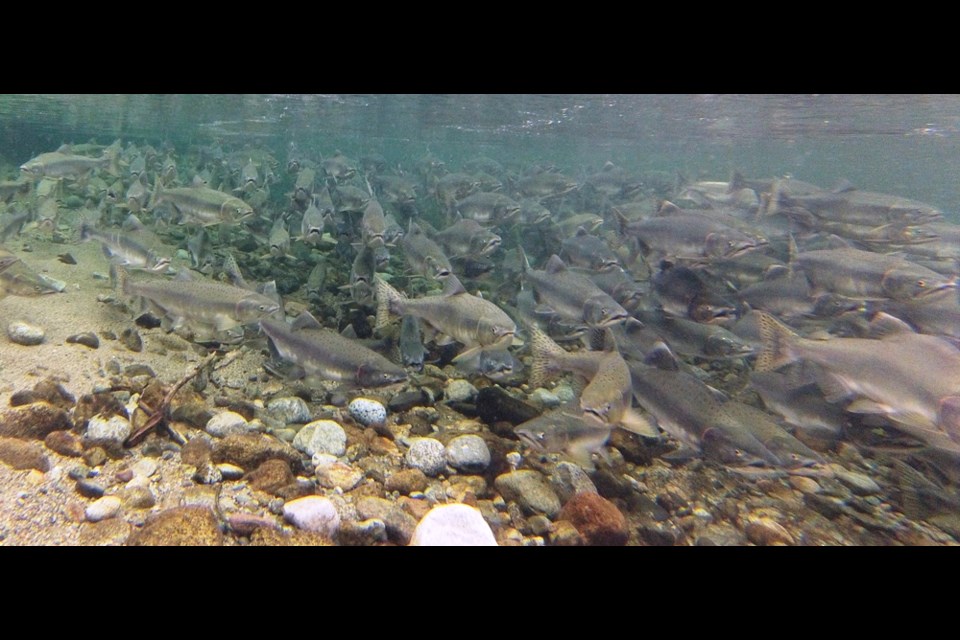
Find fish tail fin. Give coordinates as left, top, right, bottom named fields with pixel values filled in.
left=762, top=178, right=786, bottom=217
left=755, top=311, right=799, bottom=372
left=528, top=324, right=567, bottom=388
left=375, top=276, right=403, bottom=331
left=111, top=263, right=129, bottom=297
left=103, top=147, right=120, bottom=177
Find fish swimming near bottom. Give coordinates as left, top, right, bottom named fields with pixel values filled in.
left=260, top=311, right=408, bottom=388
left=515, top=408, right=613, bottom=470
left=115, top=266, right=280, bottom=338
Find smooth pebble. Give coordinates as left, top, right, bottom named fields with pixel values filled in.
left=405, top=438, right=447, bottom=476
left=205, top=411, right=251, bottom=438
left=267, top=397, right=312, bottom=424
left=85, top=496, right=122, bottom=522
left=293, top=420, right=346, bottom=457
left=444, top=380, right=478, bottom=403
left=445, top=435, right=491, bottom=473
left=410, top=504, right=497, bottom=546
left=283, top=496, right=340, bottom=538
left=7, top=321, right=44, bottom=346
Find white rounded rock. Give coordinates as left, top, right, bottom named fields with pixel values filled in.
left=205, top=411, right=251, bottom=438
left=282, top=496, right=341, bottom=538
left=410, top=504, right=497, bottom=546
left=445, top=435, right=491, bottom=473
left=405, top=438, right=447, bottom=476
left=444, top=379, right=477, bottom=403
left=84, top=414, right=132, bottom=445
left=293, top=420, right=346, bottom=457
left=85, top=496, right=122, bottom=522
left=267, top=397, right=312, bottom=424
left=348, top=398, right=387, bottom=427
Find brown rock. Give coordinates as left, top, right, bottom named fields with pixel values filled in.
left=9, top=378, right=76, bottom=410
left=384, top=468, right=429, bottom=495
left=73, top=393, right=128, bottom=430
left=180, top=436, right=213, bottom=467
left=44, top=430, right=84, bottom=457
left=82, top=447, right=108, bottom=467
left=78, top=518, right=132, bottom=546
left=558, top=492, right=629, bottom=546
left=549, top=520, right=585, bottom=546
left=212, top=433, right=302, bottom=471
left=126, top=507, right=224, bottom=546
left=744, top=516, right=796, bottom=546
left=398, top=496, right=432, bottom=522
left=0, top=403, right=72, bottom=440
left=248, top=527, right=335, bottom=546
left=121, top=485, right=156, bottom=509
left=245, top=459, right=295, bottom=495
left=0, top=436, right=50, bottom=471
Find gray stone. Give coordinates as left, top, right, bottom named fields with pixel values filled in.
left=529, top=388, right=561, bottom=408
left=293, top=420, right=346, bottom=457
left=85, top=496, right=122, bottom=522
left=494, top=470, right=562, bottom=517
left=549, top=461, right=598, bottom=503
left=83, top=414, right=131, bottom=446
left=282, top=496, right=340, bottom=538
left=554, top=384, right=576, bottom=403
left=410, top=504, right=498, bottom=546
left=7, top=321, right=44, bottom=346
left=347, top=398, right=387, bottom=427
left=405, top=438, right=447, bottom=476
left=131, top=458, right=158, bottom=478
left=835, top=470, right=881, bottom=496
left=266, top=397, right=312, bottom=424
left=339, top=518, right=388, bottom=546
left=444, top=379, right=478, bottom=403
left=445, top=435, right=491, bottom=473
left=205, top=411, right=251, bottom=438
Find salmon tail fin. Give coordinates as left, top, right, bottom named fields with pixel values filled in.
left=374, top=276, right=403, bottom=332
left=755, top=311, right=799, bottom=372
left=528, top=324, right=567, bottom=388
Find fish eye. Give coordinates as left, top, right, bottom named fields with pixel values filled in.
left=917, top=280, right=926, bottom=288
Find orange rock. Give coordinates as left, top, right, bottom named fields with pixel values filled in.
left=558, top=492, right=629, bottom=546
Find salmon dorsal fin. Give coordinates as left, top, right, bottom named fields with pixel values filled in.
left=644, top=341, right=679, bottom=371
left=868, top=311, right=916, bottom=339
left=544, top=254, right=567, bottom=274
left=291, top=311, right=322, bottom=331
left=442, top=274, right=468, bottom=296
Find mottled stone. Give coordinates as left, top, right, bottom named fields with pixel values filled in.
left=249, top=528, right=336, bottom=546
left=636, top=520, right=684, bottom=546
left=245, top=459, right=295, bottom=495
left=43, top=430, right=83, bottom=457
left=410, top=504, right=497, bottom=546
left=385, top=468, right=429, bottom=495
left=695, top=523, right=748, bottom=546
left=283, top=496, right=340, bottom=538
left=444, top=379, right=478, bottom=403
left=292, top=420, right=346, bottom=457
left=267, top=397, right=312, bottom=424
left=445, top=435, right=491, bottom=473
left=835, top=470, right=881, bottom=496
left=804, top=492, right=846, bottom=519
left=559, top=492, right=629, bottom=546
left=212, top=433, right=301, bottom=471
left=549, top=461, right=598, bottom=504
left=205, top=411, right=251, bottom=438
left=529, top=388, right=560, bottom=408
left=78, top=518, right=131, bottom=546
left=121, top=485, right=156, bottom=509
left=549, top=520, right=584, bottom=546
left=126, top=507, right=223, bottom=546
left=339, top=519, right=388, bottom=546
left=10, top=378, right=75, bottom=410
left=744, top=516, right=795, bottom=546
left=180, top=436, right=213, bottom=467
left=405, top=438, right=447, bottom=476
left=7, top=321, right=44, bottom=345
left=85, top=496, right=122, bottom=522
left=131, top=458, right=158, bottom=478
left=0, top=403, right=73, bottom=440
left=348, top=398, right=387, bottom=427
left=82, top=447, right=108, bottom=468
left=83, top=414, right=131, bottom=447
left=315, top=461, right=364, bottom=491
left=494, top=470, right=561, bottom=517
left=0, top=437, right=50, bottom=471
left=356, top=496, right=417, bottom=545
left=553, top=384, right=576, bottom=404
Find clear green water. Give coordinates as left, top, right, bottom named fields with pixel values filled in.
left=2, top=94, right=959, bottom=220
